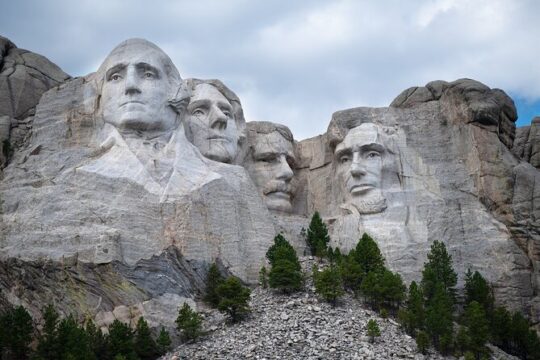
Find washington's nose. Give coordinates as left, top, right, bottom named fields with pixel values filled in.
left=209, top=106, right=228, bottom=131
left=124, top=67, right=141, bottom=95
left=276, top=155, right=294, bottom=181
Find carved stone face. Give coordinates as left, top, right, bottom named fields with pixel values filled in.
left=185, top=83, right=239, bottom=163
left=245, top=131, right=295, bottom=212
left=99, top=41, right=177, bottom=132
left=334, top=123, right=386, bottom=214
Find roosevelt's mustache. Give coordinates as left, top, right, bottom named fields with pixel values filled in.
left=263, top=180, right=295, bottom=196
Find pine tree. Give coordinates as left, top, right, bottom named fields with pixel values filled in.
left=463, top=301, right=489, bottom=360
left=259, top=266, right=268, bottom=288
left=306, top=212, right=330, bottom=258
left=425, top=283, right=453, bottom=352
left=268, top=259, right=303, bottom=294
left=421, top=240, right=457, bottom=303
left=313, top=265, right=344, bottom=306
left=490, top=306, right=511, bottom=351
left=56, top=314, right=95, bottom=360
left=399, top=281, right=424, bottom=335
left=134, top=317, right=157, bottom=359
left=455, top=325, right=471, bottom=356
left=266, top=234, right=300, bottom=270
left=359, top=268, right=405, bottom=312
left=3, top=305, right=34, bottom=360
left=366, top=319, right=381, bottom=343
left=339, top=254, right=364, bottom=292
left=415, top=330, right=430, bottom=354
left=203, top=263, right=224, bottom=308
left=217, top=276, right=251, bottom=322
left=175, top=303, right=203, bottom=341
left=85, top=319, right=110, bottom=360
left=108, top=319, right=138, bottom=360
left=354, top=233, right=385, bottom=275
left=464, top=269, right=494, bottom=316
left=36, top=304, right=60, bottom=360
left=156, top=327, right=171, bottom=355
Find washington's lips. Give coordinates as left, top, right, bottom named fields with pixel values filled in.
left=120, top=100, right=145, bottom=107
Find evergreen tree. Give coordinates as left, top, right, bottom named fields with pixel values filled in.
left=421, top=240, right=457, bottom=303
left=306, top=212, right=330, bottom=257
left=359, top=268, right=406, bottom=312
left=56, top=314, right=95, bottom=360
left=455, top=325, right=470, bottom=356
left=339, top=254, right=364, bottom=292
left=85, top=319, right=110, bottom=360
left=203, top=263, right=224, bottom=308
left=175, top=303, right=203, bottom=341
left=313, top=265, right=344, bottom=306
left=425, top=283, right=453, bottom=352
left=259, top=266, right=268, bottom=288
left=366, top=319, right=381, bottom=343
left=354, top=233, right=385, bottom=275
left=216, top=277, right=251, bottom=322
left=464, top=269, right=494, bottom=316
left=266, top=234, right=300, bottom=270
left=134, top=317, right=157, bottom=359
left=268, top=259, right=303, bottom=294
left=2, top=305, right=34, bottom=360
left=463, top=301, right=489, bottom=360
left=35, top=304, right=60, bottom=360
left=108, top=320, right=138, bottom=360
left=156, top=327, right=171, bottom=356
left=415, top=330, right=430, bottom=354
left=399, top=281, right=425, bottom=335
left=490, top=306, right=511, bottom=351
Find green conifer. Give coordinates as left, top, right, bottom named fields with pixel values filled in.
left=108, top=319, right=137, bottom=360
left=134, top=317, right=157, bottom=359
left=2, top=305, right=34, bottom=360
left=268, top=259, right=303, bottom=294
left=217, top=277, right=251, bottom=322
left=35, top=304, right=60, bottom=360
left=464, top=269, right=494, bottom=316
left=175, top=303, right=203, bottom=341
left=266, top=234, right=300, bottom=270
left=203, top=263, right=224, bottom=308
left=415, top=330, right=430, bottom=354
left=354, top=233, right=385, bottom=275
left=425, top=283, right=453, bottom=352
left=366, top=319, right=381, bottom=343
left=463, top=301, right=489, bottom=360
left=421, top=240, right=457, bottom=303
left=259, top=266, right=268, bottom=288
left=314, top=265, right=344, bottom=306
left=56, top=314, right=95, bottom=360
left=156, top=327, right=172, bottom=355
left=306, top=212, right=330, bottom=258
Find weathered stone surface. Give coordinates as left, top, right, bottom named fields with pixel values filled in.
left=513, top=116, right=540, bottom=169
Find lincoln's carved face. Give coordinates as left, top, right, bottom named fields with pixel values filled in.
left=99, top=40, right=178, bottom=132
left=245, top=130, right=295, bottom=212
left=334, top=123, right=386, bottom=214
left=185, top=83, right=239, bottom=163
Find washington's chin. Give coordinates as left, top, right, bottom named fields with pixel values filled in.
left=265, top=192, right=292, bottom=213
left=105, top=112, right=173, bottom=132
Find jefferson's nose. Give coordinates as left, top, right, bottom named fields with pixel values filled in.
left=124, top=67, right=141, bottom=95
left=209, top=106, right=228, bottom=131
left=276, top=155, right=293, bottom=181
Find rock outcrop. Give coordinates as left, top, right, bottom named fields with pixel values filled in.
left=0, top=36, right=538, bottom=334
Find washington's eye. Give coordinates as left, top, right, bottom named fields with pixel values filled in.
left=144, top=72, right=155, bottom=78
left=366, top=151, right=380, bottom=159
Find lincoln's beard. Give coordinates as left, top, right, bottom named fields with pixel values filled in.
left=345, top=189, right=387, bottom=214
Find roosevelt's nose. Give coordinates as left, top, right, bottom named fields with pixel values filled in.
left=350, top=153, right=366, bottom=177
left=124, top=66, right=141, bottom=95
left=209, top=106, right=228, bottom=131
left=276, top=155, right=294, bottom=181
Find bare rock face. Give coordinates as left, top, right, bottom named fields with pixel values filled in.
left=513, top=116, right=540, bottom=170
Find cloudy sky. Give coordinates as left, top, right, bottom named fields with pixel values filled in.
left=2, top=0, right=539, bottom=139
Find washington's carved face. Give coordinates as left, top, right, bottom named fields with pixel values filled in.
left=334, top=123, right=386, bottom=214
left=245, top=131, right=295, bottom=212
left=99, top=42, right=177, bottom=132
left=185, top=83, right=239, bottom=163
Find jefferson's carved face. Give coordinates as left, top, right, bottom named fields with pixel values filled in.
left=99, top=42, right=177, bottom=132
left=245, top=131, right=295, bottom=212
left=334, top=123, right=386, bottom=213
left=185, top=84, right=239, bottom=163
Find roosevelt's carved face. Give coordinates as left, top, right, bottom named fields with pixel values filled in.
left=185, top=83, right=239, bottom=163
left=99, top=41, right=177, bottom=132
left=245, top=131, right=295, bottom=212
left=334, top=123, right=386, bottom=214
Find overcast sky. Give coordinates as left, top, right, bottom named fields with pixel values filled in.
left=2, top=0, right=539, bottom=139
